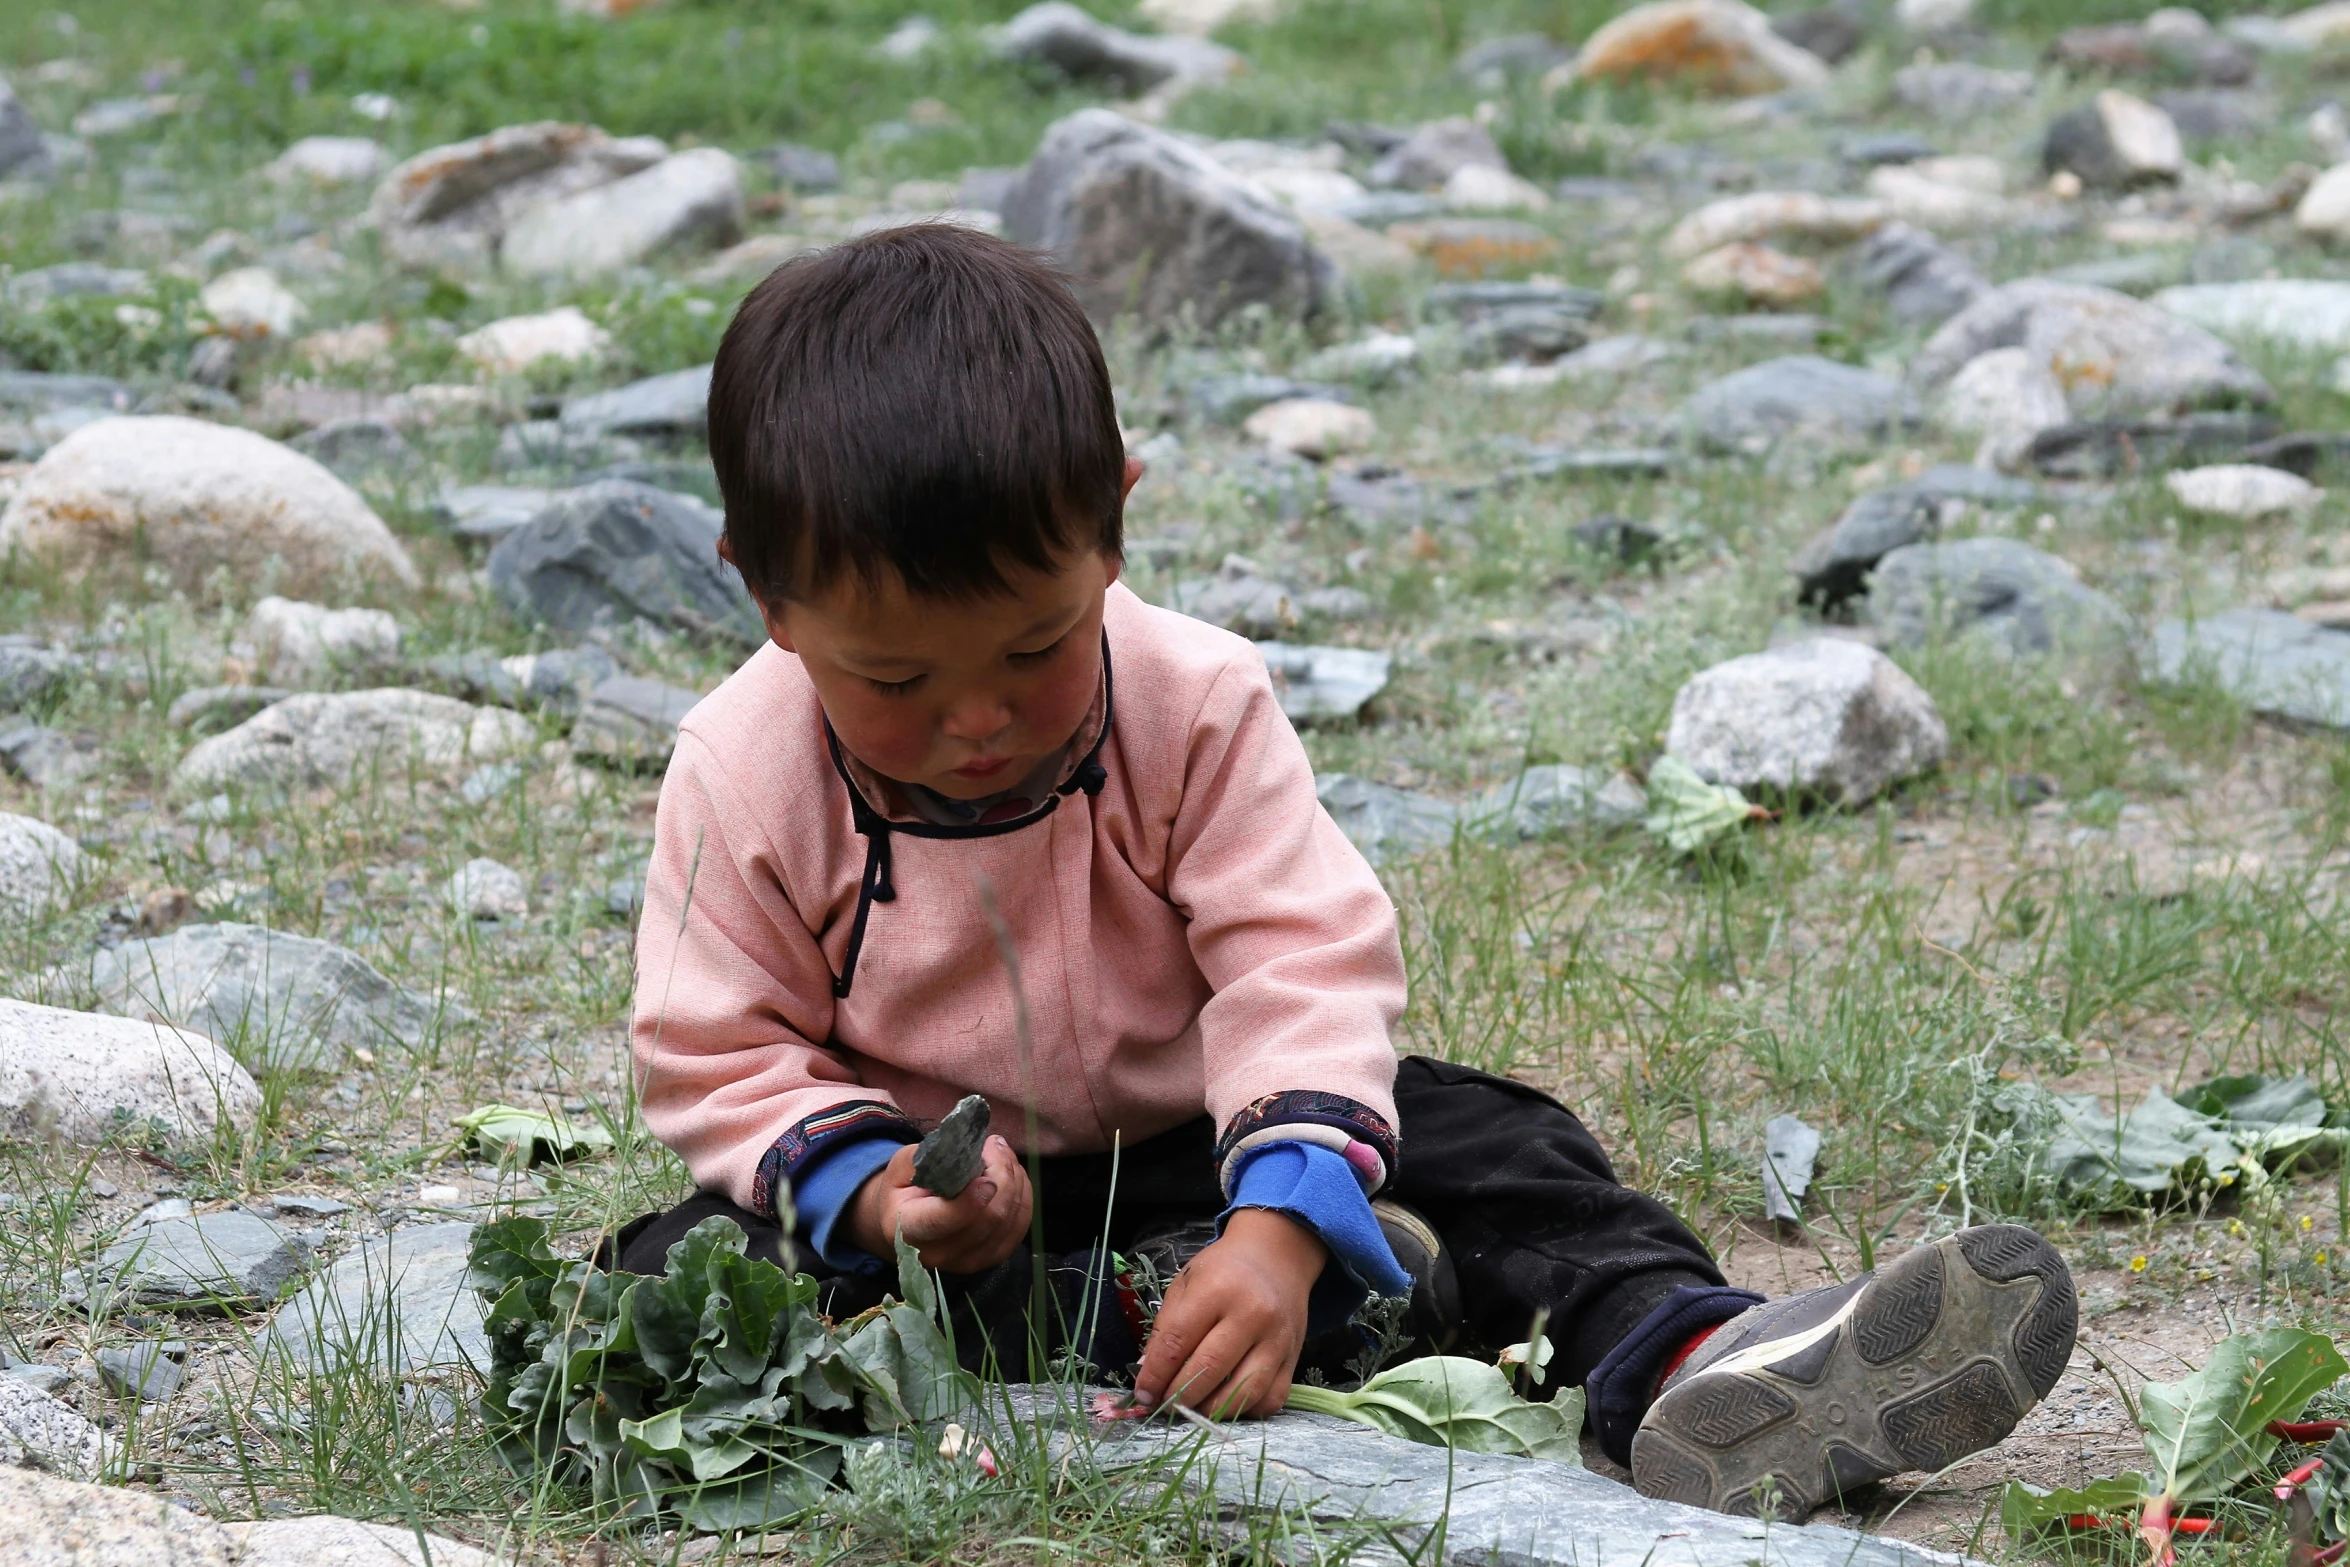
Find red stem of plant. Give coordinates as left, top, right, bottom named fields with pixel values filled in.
left=2274, top=1421, right=2349, bottom=1444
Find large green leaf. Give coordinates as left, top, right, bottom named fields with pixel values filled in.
left=702, top=1250, right=806, bottom=1383
left=1287, top=1356, right=1584, bottom=1462
left=456, top=1102, right=616, bottom=1166
left=2182, top=1074, right=2329, bottom=1133
left=1999, top=1476, right=2150, bottom=1539
left=675, top=1452, right=838, bottom=1533
left=2140, top=1328, right=2348, bottom=1506
left=1642, top=756, right=1756, bottom=856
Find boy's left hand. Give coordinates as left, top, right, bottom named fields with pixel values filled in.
left=1130, top=1208, right=1326, bottom=1419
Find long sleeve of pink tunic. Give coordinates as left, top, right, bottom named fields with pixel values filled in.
left=631, top=582, right=1405, bottom=1215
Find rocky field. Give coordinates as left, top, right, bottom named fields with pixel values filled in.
left=11, top=0, right=2350, bottom=1561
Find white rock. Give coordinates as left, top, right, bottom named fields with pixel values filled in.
left=1572, top=0, right=1830, bottom=96
left=445, top=857, right=528, bottom=921
left=500, top=147, right=743, bottom=280
left=369, top=122, right=669, bottom=270
left=1664, top=192, right=1887, bottom=260
left=298, top=321, right=396, bottom=369
left=1138, top=0, right=1279, bottom=31
left=1680, top=243, right=1822, bottom=308
left=2296, top=161, right=2350, bottom=241
left=456, top=306, right=611, bottom=374
left=226, top=1517, right=506, bottom=1567
left=1299, top=331, right=1419, bottom=380
left=1443, top=164, right=1551, bottom=212
left=1937, top=346, right=2072, bottom=470
left=1242, top=398, right=1374, bottom=460
left=1865, top=164, right=2012, bottom=230
left=0, top=812, right=82, bottom=923
left=1895, top=0, right=1974, bottom=32
left=0, top=416, right=418, bottom=599
left=175, top=689, right=537, bottom=795
left=1242, top=164, right=1366, bottom=215
left=2165, top=464, right=2324, bottom=519
left=2283, top=0, right=2350, bottom=46
left=1666, top=638, right=1948, bottom=806
left=2155, top=279, right=2350, bottom=354
left=247, top=596, right=402, bottom=685
left=264, top=136, right=387, bottom=187
left=2145, top=7, right=2211, bottom=39
left=198, top=267, right=306, bottom=339
left=0, top=997, right=260, bottom=1146
left=0, top=1376, right=106, bottom=1479
left=2046, top=90, right=2183, bottom=189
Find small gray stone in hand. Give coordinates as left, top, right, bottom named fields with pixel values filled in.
left=912, top=1095, right=991, bottom=1198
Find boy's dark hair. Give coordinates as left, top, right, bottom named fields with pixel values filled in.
left=708, top=223, right=1125, bottom=605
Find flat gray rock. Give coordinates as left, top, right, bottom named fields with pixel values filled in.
left=97, top=1342, right=184, bottom=1403
left=1468, top=764, right=1647, bottom=839
left=1867, top=538, right=2130, bottom=663
left=1791, top=487, right=1941, bottom=608
left=431, top=484, right=558, bottom=542
left=257, top=1222, right=486, bottom=1380
left=993, top=1386, right=1978, bottom=1567
left=0, top=73, right=51, bottom=183
left=224, top=1515, right=505, bottom=1567
left=1171, top=562, right=1296, bottom=638
left=1256, top=642, right=1390, bottom=723
left=1678, top=356, right=1921, bottom=454
left=487, top=480, right=762, bottom=648
left=2150, top=609, right=2350, bottom=727
left=560, top=363, right=712, bottom=440
left=95, top=1211, right=305, bottom=1308
left=913, top=1094, right=991, bottom=1198
left=1848, top=223, right=1987, bottom=328
left=69, top=921, right=461, bottom=1072
left=997, top=2, right=1237, bottom=94
left=569, top=676, right=702, bottom=767
left=1318, top=773, right=1461, bottom=863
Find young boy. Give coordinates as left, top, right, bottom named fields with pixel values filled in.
left=613, top=223, right=2077, bottom=1520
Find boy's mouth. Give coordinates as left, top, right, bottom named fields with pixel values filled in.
left=951, top=755, right=1014, bottom=781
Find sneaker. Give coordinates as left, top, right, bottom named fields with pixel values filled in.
left=1372, top=1198, right=1462, bottom=1350
left=1630, top=1224, right=2077, bottom=1520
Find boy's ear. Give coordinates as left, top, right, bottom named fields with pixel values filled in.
left=1120, top=454, right=1144, bottom=501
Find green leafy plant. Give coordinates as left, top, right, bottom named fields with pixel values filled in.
left=1989, top=1076, right=2347, bottom=1212
left=2001, top=1328, right=2349, bottom=1559
left=1642, top=756, right=1765, bottom=856
left=1284, top=1355, right=1584, bottom=1461
left=465, top=1214, right=970, bottom=1532
left=455, top=1104, right=615, bottom=1166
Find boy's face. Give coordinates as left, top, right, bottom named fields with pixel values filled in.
left=762, top=538, right=1125, bottom=802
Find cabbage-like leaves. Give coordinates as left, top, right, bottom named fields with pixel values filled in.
left=1286, top=1355, right=1584, bottom=1462
left=465, top=1214, right=969, bottom=1533
left=2140, top=1328, right=2347, bottom=1508
left=456, top=1103, right=615, bottom=1166
left=1999, top=1476, right=2151, bottom=1538
left=1642, top=756, right=1759, bottom=857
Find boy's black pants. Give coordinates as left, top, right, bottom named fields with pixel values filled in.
left=607, top=1056, right=1725, bottom=1392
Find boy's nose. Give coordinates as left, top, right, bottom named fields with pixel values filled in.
left=940, top=693, right=1013, bottom=741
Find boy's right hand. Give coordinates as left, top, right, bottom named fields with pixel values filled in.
left=844, top=1134, right=1033, bottom=1273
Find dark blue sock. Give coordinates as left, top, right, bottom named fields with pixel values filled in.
left=1584, top=1283, right=1764, bottom=1466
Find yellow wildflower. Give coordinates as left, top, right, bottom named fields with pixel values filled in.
left=2129, top=1254, right=2150, bottom=1273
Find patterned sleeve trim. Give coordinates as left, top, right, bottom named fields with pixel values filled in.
left=1213, top=1089, right=1399, bottom=1198
left=749, top=1099, right=921, bottom=1222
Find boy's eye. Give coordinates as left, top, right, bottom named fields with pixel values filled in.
left=865, top=675, right=923, bottom=696
left=1010, top=632, right=1069, bottom=665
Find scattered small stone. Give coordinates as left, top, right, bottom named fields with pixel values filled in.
left=0, top=720, right=94, bottom=791
left=1867, top=538, right=2130, bottom=663
left=288, top=419, right=418, bottom=484
left=175, top=689, right=536, bottom=797
left=1243, top=398, right=1373, bottom=460
left=247, top=597, right=402, bottom=686
left=1256, top=642, right=1390, bottom=722
left=1762, top=1113, right=1821, bottom=1223
left=758, top=141, right=842, bottom=191
left=1664, top=192, right=1886, bottom=260
left=606, top=877, right=644, bottom=919
left=199, top=267, right=306, bottom=339
left=1678, top=355, right=1921, bottom=454
left=2025, top=410, right=2281, bottom=479
left=1772, top=6, right=1867, bottom=62
left=96, top=1342, right=183, bottom=1403
left=570, top=676, right=703, bottom=767
left=95, top=1210, right=304, bottom=1308
left=2152, top=609, right=2350, bottom=727
left=1385, top=216, right=1559, bottom=276
left=369, top=121, right=670, bottom=270
left=1172, top=558, right=1297, bottom=637
left=0, top=997, right=259, bottom=1145
left=270, top=1195, right=350, bottom=1218
left=1680, top=242, right=1822, bottom=308
left=997, top=2, right=1239, bottom=95
left=1667, top=638, right=1948, bottom=805
left=1572, top=0, right=1830, bottom=95
left=1849, top=223, right=1988, bottom=326
left=69, top=922, right=462, bottom=1073
left=487, top=480, right=762, bottom=648
left=2165, top=464, right=2323, bottom=519
left=1455, top=33, right=1571, bottom=85
left=0, top=1378, right=105, bottom=1478
left=1890, top=62, right=2033, bottom=120
left=502, top=147, right=743, bottom=280
left=133, top=1198, right=195, bottom=1226
left=264, top=135, right=387, bottom=187
left=456, top=306, right=611, bottom=375
left=0, top=416, right=418, bottom=599
left=4, top=1364, right=70, bottom=1397
left=258, top=1221, right=486, bottom=1380
left=2044, top=90, right=2183, bottom=190
left=1298, top=331, right=1418, bottom=383
left=1370, top=116, right=1505, bottom=191
left=445, top=858, right=529, bottom=921
left=560, top=363, right=712, bottom=441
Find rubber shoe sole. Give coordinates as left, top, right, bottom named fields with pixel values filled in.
left=1630, top=1225, right=2076, bottom=1520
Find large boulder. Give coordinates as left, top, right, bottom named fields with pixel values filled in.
left=2151, top=609, right=2350, bottom=728
left=0, top=1379, right=103, bottom=1478
left=368, top=121, right=669, bottom=270
left=1866, top=538, right=2129, bottom=662
left=1907, top=281, right=2274, bottom=421
left=0, top=417, right=418, bottom=600
left=71, top=922, right=457, bottom=1072
left=0, top=999, right=260, bottom=1145
left=0, top=1468, right=230, bottom=1565
left=499, top=148, right=743, bottom=280
left=176, top=689, right=534, bottom=796
left=258, top=1222, right=487, bottom=1380
left=2154, top=279, right=2350, bottom=355
left=487, top=481, right=762, bottom=647
left=1666, top=638, right=1947, bottom=805
left=1003, top=109, right=1335, bottom=329
left=997, top=2, right=1239, bottom=93
left=0, top=812, right=82, bottom=923
left=1571, top=0, right=1830, bottom=95
left=1677, top=355, right=1921, bottom=453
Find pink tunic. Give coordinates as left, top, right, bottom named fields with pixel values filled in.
left=632, top=582, right=1406, bottom=1213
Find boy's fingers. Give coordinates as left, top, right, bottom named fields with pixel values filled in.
left=1168, top=1322, right=1254, bottom=1412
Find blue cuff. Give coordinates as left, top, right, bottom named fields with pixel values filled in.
left=1227, top=1141, right=1410, bottom=1336
left=792, top=1133, right=910, bottom=1278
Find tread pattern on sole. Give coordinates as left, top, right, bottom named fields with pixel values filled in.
left=1823, top=1441, right=1890, bottom=1503
left=1853, top=1246, right=1943, bottom=1366
left=1958, top=1225, right=2079, bottom=1397
left=1676, top=1375, right=1796, bottom=1448
left=1880, top=1360, right=2022, bottom=1471
left=1630, top=1433, right=1714, bottom=1508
